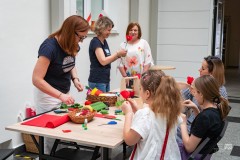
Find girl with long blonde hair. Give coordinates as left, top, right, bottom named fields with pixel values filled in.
left=121, top=69, right=182, bottom=160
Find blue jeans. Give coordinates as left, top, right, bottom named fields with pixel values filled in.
left=88, top=82, right=110, bottom=92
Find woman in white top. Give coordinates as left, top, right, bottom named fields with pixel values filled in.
left=118, top=22, right=153, bottom=80
left=121, top=69, right=182, bottom=160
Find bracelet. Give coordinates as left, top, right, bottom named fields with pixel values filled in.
left=58, top=92, right=63, bottom=99
left=72, top=77, right=80, bottom=82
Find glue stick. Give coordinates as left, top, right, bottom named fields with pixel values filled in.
left=84, top=118, right=88, bottom=129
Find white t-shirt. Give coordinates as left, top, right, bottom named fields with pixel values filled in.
left=130, top=106, right=181, bottom=160
left=119, top=39, right=153, bottom=76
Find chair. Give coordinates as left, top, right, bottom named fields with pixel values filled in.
left=0, top=149, right=14, bottom=160
left=188, top=120, right=228, bottom=160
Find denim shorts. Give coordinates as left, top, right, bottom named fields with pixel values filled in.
left=88, top=82, right=110, bottom=92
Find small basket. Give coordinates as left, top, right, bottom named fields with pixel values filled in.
left=68, top=109, right=95, bottom=124
left=86, top=92, right=117, bottom=106
left=22, top=133, right=39, bottom=153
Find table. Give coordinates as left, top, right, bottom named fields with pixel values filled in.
left=149, top=65, right=176, bottom=70
left=6, top=107, right=125, bottom=160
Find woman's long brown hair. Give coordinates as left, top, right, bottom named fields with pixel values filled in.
left=141, top=70, right=182, bottom=129
left=49, top=15, right=90, bottom=56
left=194, top=75, right=230, bottom=119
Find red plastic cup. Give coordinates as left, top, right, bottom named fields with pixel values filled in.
left=25, top=107, right=32, bottom=118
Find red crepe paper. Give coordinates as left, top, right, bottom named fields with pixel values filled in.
left=135, top=73, right=141, bottom=79
left=80, top=110, right=89, bottom=115
left=120, top=90, right=130, bottom=99
left=99, top=13, right=103, bottom=18
left=84, top=100, right=92, bottom=105
left=129, top=91, right=135, bottom=97
left=21, top=114, right=69, bottom=128
left=95, top=90, right=103, bottom=96
left=68, top=108, right=78, bottom=111
left=95, top=113, right=116, bottom=119
left=62, top=129, right=71, bottom=133
left=126, top=35, right=133, bottom=42
left=187, top=76, right=194, bottom=85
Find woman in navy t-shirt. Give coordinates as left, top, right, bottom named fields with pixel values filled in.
left=33, top=15, right=89, bottom=113
left=88, top=16, right=127, bottom=92
left=32, top=15, right=90, bottom=154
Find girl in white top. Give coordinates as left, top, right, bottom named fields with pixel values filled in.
left=119, top=22, right=153, bottom=78
left=121, top=69, right=182, bottom=160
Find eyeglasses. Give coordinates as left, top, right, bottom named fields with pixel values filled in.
left=75, top=32, right=87, bottom=41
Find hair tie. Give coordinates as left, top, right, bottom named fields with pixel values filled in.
left=213, top=97, right=221, bottom=104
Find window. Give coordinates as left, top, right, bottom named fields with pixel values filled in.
left=76, top=0, right=104, bottom=21
left=76, top=0, right=84, bottom=17
left=75, top=0, right=118, bottom=34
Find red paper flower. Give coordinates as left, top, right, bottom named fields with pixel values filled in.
left=126, top=35, right=133, bottom=42
left=135, top=73, right=141, bottom=79
left=120, top=90, right=130, bottom=99
left=129, top=91, right=135, bottom=97
left=187, top=76, right=194, bottom=85
left=99, top=13, right=103, bottom=18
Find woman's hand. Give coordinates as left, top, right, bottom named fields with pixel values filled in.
left=121, top=101, right=133, bottom=115
left=118, top=49, right=127, bottom=57
left=59, top=94, right=75, bottom=105
left=73, top=79, right=84, bottom=92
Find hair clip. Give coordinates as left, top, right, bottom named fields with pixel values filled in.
left=213, top=96, right=221, bottom=104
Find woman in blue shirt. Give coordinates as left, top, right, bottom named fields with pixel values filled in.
left=88, top=16, right=127, bottom=92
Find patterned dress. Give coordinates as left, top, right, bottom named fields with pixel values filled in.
left=119, top=39, right=153, bottom=76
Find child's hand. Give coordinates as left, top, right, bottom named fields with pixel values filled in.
left=180, top=113, right=187, bottom=124
left=127, top=98, right=139, bottom=113
left=183, top=100, right=197, bottom=109
left=121, top=101, right=133, bottom=114
left=182, top=99, right=200, bottom=116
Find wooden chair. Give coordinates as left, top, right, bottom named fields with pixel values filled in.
left=188, top=120, right=228, bottom=160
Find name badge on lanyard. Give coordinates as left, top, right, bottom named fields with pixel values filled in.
left=105, top=49, right=110, bottom=56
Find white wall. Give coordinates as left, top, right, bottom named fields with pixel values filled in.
left=155, top=0, right=214, bottom=81
left=0, top=0, right=130, bottom=148
left=138, top=0, right=150, bottom=42
left=0, top=0, right=51, bottom=147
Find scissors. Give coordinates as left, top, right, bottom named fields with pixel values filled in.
left=98, top=120, right=117, bottom=126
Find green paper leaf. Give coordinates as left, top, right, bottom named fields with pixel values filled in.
left=115, top=100, right=125, bottom=107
